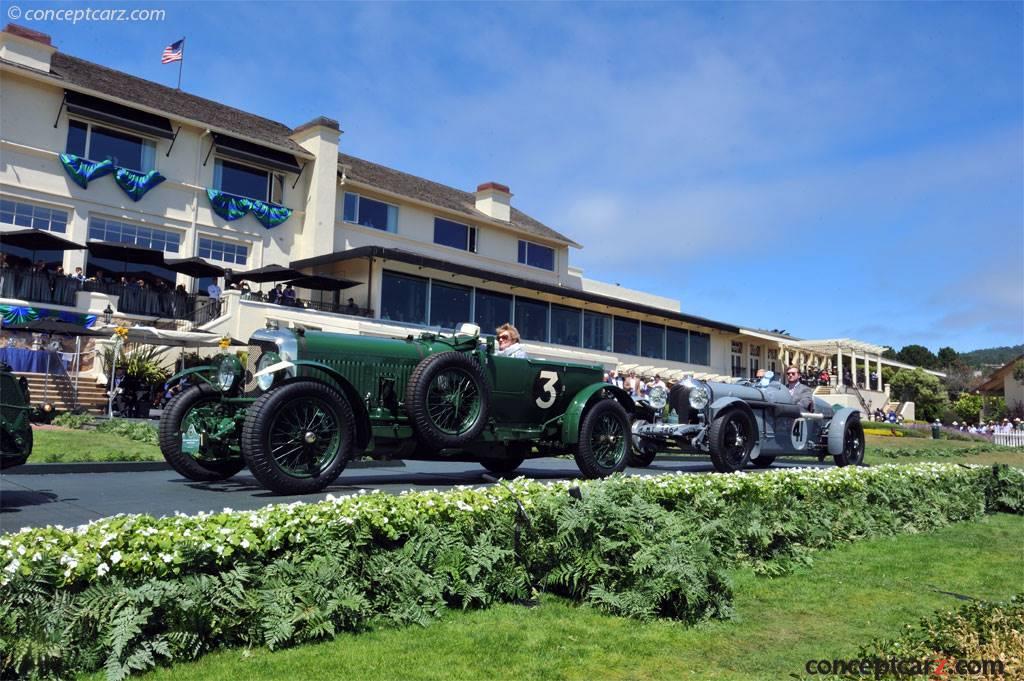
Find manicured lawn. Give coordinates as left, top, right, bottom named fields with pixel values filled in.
left=103, top=514, right=1024, bottom=681
left=29, top=426, right=163, bottom=463
left=860, top=434, right=1022, bottom=466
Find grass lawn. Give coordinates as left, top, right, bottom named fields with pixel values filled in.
left=99, top=514, right=1024, bottom=681
left=860, top=434, right=1023, bottom=466
left=29, top=426, right=163, bottom=463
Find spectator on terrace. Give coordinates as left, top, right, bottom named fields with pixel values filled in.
left=283, top=284, right=297, bottom=306
left=343, top=297, right=359, bottom=314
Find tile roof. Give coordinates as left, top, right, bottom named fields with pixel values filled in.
left=339, top=153, right=580, bottom=247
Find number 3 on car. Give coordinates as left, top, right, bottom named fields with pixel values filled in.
left=535, top=370, right=559, bottom=408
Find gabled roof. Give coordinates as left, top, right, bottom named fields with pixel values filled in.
left=339, top=153, right=580, bottom=248
left=14, top=51, right=309, bottom=157
left=976, top=354, right=1024, bottom=393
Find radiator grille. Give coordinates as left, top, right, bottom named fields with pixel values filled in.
left=242, top=344, right=263, bottom=397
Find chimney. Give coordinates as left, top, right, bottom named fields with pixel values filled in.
left=475, top=182, right=511, bottom=222
left=0, top=24, right=56, bottom=73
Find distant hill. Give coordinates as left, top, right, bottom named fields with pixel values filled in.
left=959, top=344, right=1024, bottom=369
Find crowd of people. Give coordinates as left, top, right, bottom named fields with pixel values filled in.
left=946, top=418, right=1023, bottom=434
left=603, top=368, right=669, bottom=399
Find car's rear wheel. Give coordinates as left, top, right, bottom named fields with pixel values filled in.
left=480, top=442, right=530, bottom=476
left=158, top=384, right=245, bottom=481
left=406, top=352, right=490, bottom=451
left=574, top=399, right=630, bottom=478
left=708, top=409, right=755, bottom=473
left=241, top=380, right=354, bottom=494
left=833, top=417, right=865, bottom=467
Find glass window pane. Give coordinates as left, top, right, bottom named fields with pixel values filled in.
left=517, top=240, right=527, bottom=264
left=357, top=196, right=392, bottom=231
left=66, top=120, right=88, bottom=157
left=343, top=192, right=357, bottom=222
left=474, top=289, right=513, bottom=336
left=550, top=304, right=581, bottom=347
left=666, top=327, right=689, bottom=363
left=386, top=204, right=398, bottom=231
left=690, top=332, right=710, bottom=366
left=527, top=243, right=555, bottom=271
left=614, top=318, right=639, bottom=355
left=90, top=125, right=145, bottom=171
left=433, top=217, right=469, bottom=250
left=583, top=311, right=612, bottom=351
left=217, top=159, right=269, bottom=201
left=429, top=281, right=471, bottom=330
left=380, top=271, right=427, bottom=325
left=640, top=323, right=665, bottom=359
left=514, top=298, right=548, bottom=342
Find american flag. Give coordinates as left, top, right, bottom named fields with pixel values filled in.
left=161, top=40, right=183, bottom=64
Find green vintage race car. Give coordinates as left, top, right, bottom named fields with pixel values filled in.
left=158, top=324, right=634, bottom=494
left=0, top=363, right=34, bottom=469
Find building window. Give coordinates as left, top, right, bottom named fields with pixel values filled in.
left=640, top=322, right=665, bottom=359
left=66, top=119, right=156, bottom=172
left=550, top=304, right=581, bottom=347
left=767, top=348, right=779, bottom=373
left=666, top=327, right=689, bottom=363
left=614, top=317, right=639, bottom=356
left=517, top=240, right=555, bottom=271
left=690, top=332, right=710, bottom=366
left=748, top=344, right=761, bottom=378
left=0, top=199, right=68, bottom=233
left=474, top=289, right=512, bottom=336
left=433, top=217, right=477, bottom=252
left=381, top=271, right=427, bottom=324
left=583, top=311, right=612, bottom=352
left=88, top=216, right=180, bottom=253
left=197, top=237, right=248, bottom=266
left=514, top=297, right=549, bottom=342
left=429, top=281, right=471, bottom=330
left=214, top=159, right=282, bottom=203
left=343, top=192, right=397, bottom=232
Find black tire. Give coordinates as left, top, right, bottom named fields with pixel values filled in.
left=749, top=455, right=776, bottom=469
left=628, top=434, right=658, bottom=468
left=1, top=424, right=32, bottom=468
left=708, top=409, right=756, bottom=473
left=158, top=384, right=245, bottom=481
left=833, top=417, right=865, bottom=467
left=241, top=380, right=355, bottom=494
left=574, top=399, right=631, bottom=478
left=406, top=351, right=490, bottom=450
left=480, top=442, right=529, bottom=476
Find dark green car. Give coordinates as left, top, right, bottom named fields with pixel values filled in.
left=0, top=363, right=34, bottom=469
left=158, top=325, right=634, bottom=494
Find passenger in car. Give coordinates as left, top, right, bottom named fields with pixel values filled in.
left=495, top=323, right=528, bottom=358
left=784, top=366, right=814, bottom=411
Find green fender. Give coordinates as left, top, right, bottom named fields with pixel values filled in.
left=285, top=359, right=371, bottom=451
left=560, top=383, right=635, bottom=445
left=167, top=365, right=218, bottom=388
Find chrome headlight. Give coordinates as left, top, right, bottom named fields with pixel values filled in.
left=688, top=382, right=710, bottom=410
left=647, top=385, right=668, bottom=410
left=217, top=355, right=242, bottom=392
left=255, top=351, right=281, bottom=391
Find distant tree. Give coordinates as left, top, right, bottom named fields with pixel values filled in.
left=882, top=348, right=899, bottom=361
left=943, top=360, right=978, bottom=397
left=889, top=368, right=949, bottom=421
left=897, top=344, right=938, bottom=369
left=936, top=346, right=959, bottom=369
left=959, top=344, right=1024, bottom=369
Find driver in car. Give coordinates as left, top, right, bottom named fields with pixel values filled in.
left=495, top=323, right=528, bottom=358
left=784, top=366, right=814, bottom=411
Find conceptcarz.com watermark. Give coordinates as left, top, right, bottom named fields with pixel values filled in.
left=803, top=657, right=1006, bottom=678
left=7, top=6, right=166, bottom=24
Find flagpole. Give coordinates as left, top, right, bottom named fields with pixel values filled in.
left=176, top=37, right=185, bottom=90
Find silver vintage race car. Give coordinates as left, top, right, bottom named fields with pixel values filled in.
left=630, top=372, right=865, bottom=472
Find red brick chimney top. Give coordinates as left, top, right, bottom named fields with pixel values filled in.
left=476, top=182, right=510, bottom=194
left=3, top=24, right=53, bottom=46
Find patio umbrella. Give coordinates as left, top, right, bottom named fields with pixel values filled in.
left=0, top=228, right=86, bottom=252
left=234, top=264, right=303, bottom=283
left=284, top=274, right=359, bottom=290
left=87, top=241, right=167, bottom=267
left=163, top=257, right=226, bottom=278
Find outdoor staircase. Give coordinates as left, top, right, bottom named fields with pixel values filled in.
left=813, top=386, right=833, bottom=396
left=18, top=373, right=109, bottom=415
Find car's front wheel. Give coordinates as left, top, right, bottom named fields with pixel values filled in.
left=574, top=399, right=630, bottom=478
left=241, top=380, right=354, bottom=494
left=833, top=417, right=865, bottom=467
left=708, top=409, right=755, bottom=473
left=158, top=384, right=245, bottom=481
left=749, top=455, right=776, bottom=469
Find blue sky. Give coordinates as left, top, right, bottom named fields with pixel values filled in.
left=13, top=1, right=1023, bottom=353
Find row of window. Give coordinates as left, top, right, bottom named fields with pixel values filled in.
left=343, top=191, right=556, bottom=271
left=380, top=271, right=711, bottom=364
left=2, top=198, right=248, bottom=266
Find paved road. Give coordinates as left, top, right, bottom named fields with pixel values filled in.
left=1, top=457, right=827, bottom=530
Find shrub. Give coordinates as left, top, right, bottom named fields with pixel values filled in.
left=50, top=413, right=94, bottom=430
left=93, top=419, right=158, bottom=445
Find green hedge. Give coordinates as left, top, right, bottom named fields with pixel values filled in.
left=2, top=464, right=1022, bottom=680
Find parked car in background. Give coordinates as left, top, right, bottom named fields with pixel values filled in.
left=159, top=324, right=635, bottom=494
left=631, top=371, right=865, bottom=472
left=0, top=363, right=34, bottom=469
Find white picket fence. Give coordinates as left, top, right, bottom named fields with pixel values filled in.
left=993, top=431, right=1024, bottom=448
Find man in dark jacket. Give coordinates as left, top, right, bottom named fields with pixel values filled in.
left=784, top=366, right=814, bottom=411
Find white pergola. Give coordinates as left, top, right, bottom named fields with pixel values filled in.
left=782, top=338, right=946, bottom=391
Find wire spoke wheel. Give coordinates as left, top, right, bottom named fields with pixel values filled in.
left=406, top=351, right=491, bottom=450
left=574, top=398, right=630, bottom=478
left=834, top=417, right=865, bottom=467
left=591, top=410, right=627, bottom=468
left=709, top=410, right=755, bottom=473
left=158, top=384, right=245, bottom=482
left=425, top=369, right=481, bottom=435
left=267, top=396, right=341, bottom=477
